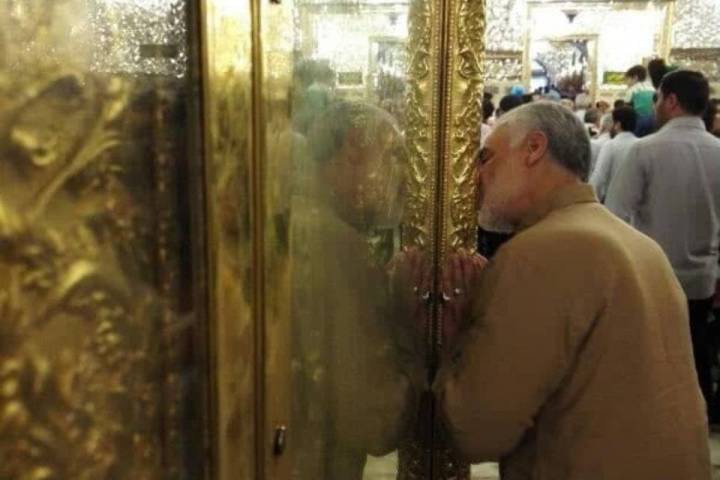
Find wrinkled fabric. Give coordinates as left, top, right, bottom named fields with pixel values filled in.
left=437, top=184, right=711, bottom=480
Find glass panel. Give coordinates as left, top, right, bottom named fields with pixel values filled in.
left=482, top=0, right=673, bottom=98
left=260, top=0, right=436, bottom=478
left=0, top=2, right=207, bottom=479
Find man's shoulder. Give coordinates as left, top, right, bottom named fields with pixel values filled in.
left=635, top=126, right=720, bottom=155
left=629, top=131, right=674, bottom=156
left=508, top=205, right=623, bottom=255
left=494, top=206, right=657, bottom=286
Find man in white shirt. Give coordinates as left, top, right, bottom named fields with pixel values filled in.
left=589, top=112, right=613, bottom=174
left=590, top=106, right=638, bottom=201
left=606, top=70, right=720, bottom=421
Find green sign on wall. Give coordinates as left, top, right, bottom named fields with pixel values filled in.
left=603, top=71, right=627, bottom=85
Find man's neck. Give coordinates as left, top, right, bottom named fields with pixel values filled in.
left=525, top=163, right=582, bottom=210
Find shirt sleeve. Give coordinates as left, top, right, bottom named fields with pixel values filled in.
left=590, top=141, right=614, bottom=202
left=434, top=246, right=582, bottom=462
left=623, top=85, right=635, bottom=103
left=605, top=143, right=645, bottom=223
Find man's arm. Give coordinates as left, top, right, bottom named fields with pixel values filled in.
left=434, top=246, right=590, bottom=462
left=605, top=143, right=645, bottom=223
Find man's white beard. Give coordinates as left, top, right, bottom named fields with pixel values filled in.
left=476, top=176, right=524, bottom=234
left=477, top=207, right=515, bottom=233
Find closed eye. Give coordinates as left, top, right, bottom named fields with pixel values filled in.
left=475, top=147, right=495, bottom=167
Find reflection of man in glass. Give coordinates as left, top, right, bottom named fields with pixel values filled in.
left=289, top=100, right=416, bottom=479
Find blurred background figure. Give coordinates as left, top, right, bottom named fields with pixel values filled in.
left=624, top=64, right=656, bottom=137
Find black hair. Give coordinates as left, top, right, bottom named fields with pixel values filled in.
left=625, top=65, right=647, bottom=82
left=498, top=94, right=523, bottom=116
left=659, top=70, right=710, bottom=116
left=482, top=98, right=495, bottom=122
left=612, top=106, right=637, bottom=133
left=703, top=100, right=717, bottom=132
left=647, top=58, right=669, bottom=89
left=584, top=108, right=601, bottom=125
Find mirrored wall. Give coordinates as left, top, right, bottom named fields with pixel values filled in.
left=484, top=0, right=720, bottom=101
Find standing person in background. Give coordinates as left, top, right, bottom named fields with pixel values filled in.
left=624, top=65, right=656, bottom=137
left=590, top=106, right=638, bottom=202
left=480, top=98, right=495, bottom=146
left=596, top=100, right=611, bottom=115
left=648, top=58, right=670, bottom=90
left=589, top=111, right=613, bottom=174
left=607, top=70, right=720, bottom=423
left=496, top=94, right=523, bottom=119
left=574, top=92, right=592, bottom=122
left=703, top=98, right=720, bottom=138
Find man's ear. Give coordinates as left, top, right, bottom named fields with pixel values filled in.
left=665, top=93, right=680, bottom=112
left=524, top=130, right=548, bottom=167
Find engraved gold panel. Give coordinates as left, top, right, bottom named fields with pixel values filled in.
left=0, top=2, right=207, bottom=479
left=442, top=0, right=485, bottom=252
left=405, top=0, right=439, bottom=250
left=431, top=0, right=485, bottom=478
left=199, top=1, right=256, bottom=479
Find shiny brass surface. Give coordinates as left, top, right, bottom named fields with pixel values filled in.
left=199, top=1, right=256, bottom=479
left=256, top=0, right=294, bottom=478
left=442, top=0, right=485, bottom=252
left=430, top=0, right=485, bottom=478
left=2, top=1, right=490, bottom=480
left=405, top=0, right=439, bottom=250
left=0, top=2, right=207, bottom=479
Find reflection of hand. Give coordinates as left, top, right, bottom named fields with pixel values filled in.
left=387, top=246, right=432, bottom=332
left=387, top=246, right=433, bottom=364
left=440, top=249, right=487, bottom=344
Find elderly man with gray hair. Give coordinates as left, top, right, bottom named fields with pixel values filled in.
left=434, top=101, right=710, bottom=479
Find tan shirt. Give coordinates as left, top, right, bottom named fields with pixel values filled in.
left=436, top=184, right=710, bottom=479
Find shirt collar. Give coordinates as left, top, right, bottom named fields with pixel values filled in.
left=661, top=116, right=705, bottom=132
left=615, top=131, right=635, bottom=140
left=518, top=183, right=598, bottom=230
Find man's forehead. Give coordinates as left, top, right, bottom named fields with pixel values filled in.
left=485, top=125, right=508, bottom=149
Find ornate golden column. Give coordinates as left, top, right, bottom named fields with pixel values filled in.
left=402, top=0, right=485, bottom=478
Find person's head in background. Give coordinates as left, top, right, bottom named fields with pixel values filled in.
left=613, top=99, right=626, bottom=109
left=575, top=93, right=592, bottom=112
left=610, top=106, right=637, bottom=137
left=596, top=100, right=610, bottom=115
left=560, top=98, right=574, bottom=111
left=654, top=70, right=709, bottom=128
left=584, top=108, right=601, bottom=137
left=625, top=65, right=648, bottom=87
left=510, top=85, right=526, bottom=97
left=647, top=58, right=669, bottom=90
left=496, top=94, right=524, bottom=118
left=703, top=98, right=720, bottom=138
left=482, top=98, right=495, bottom=125
left=598, top=112, right=614, bottom=137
